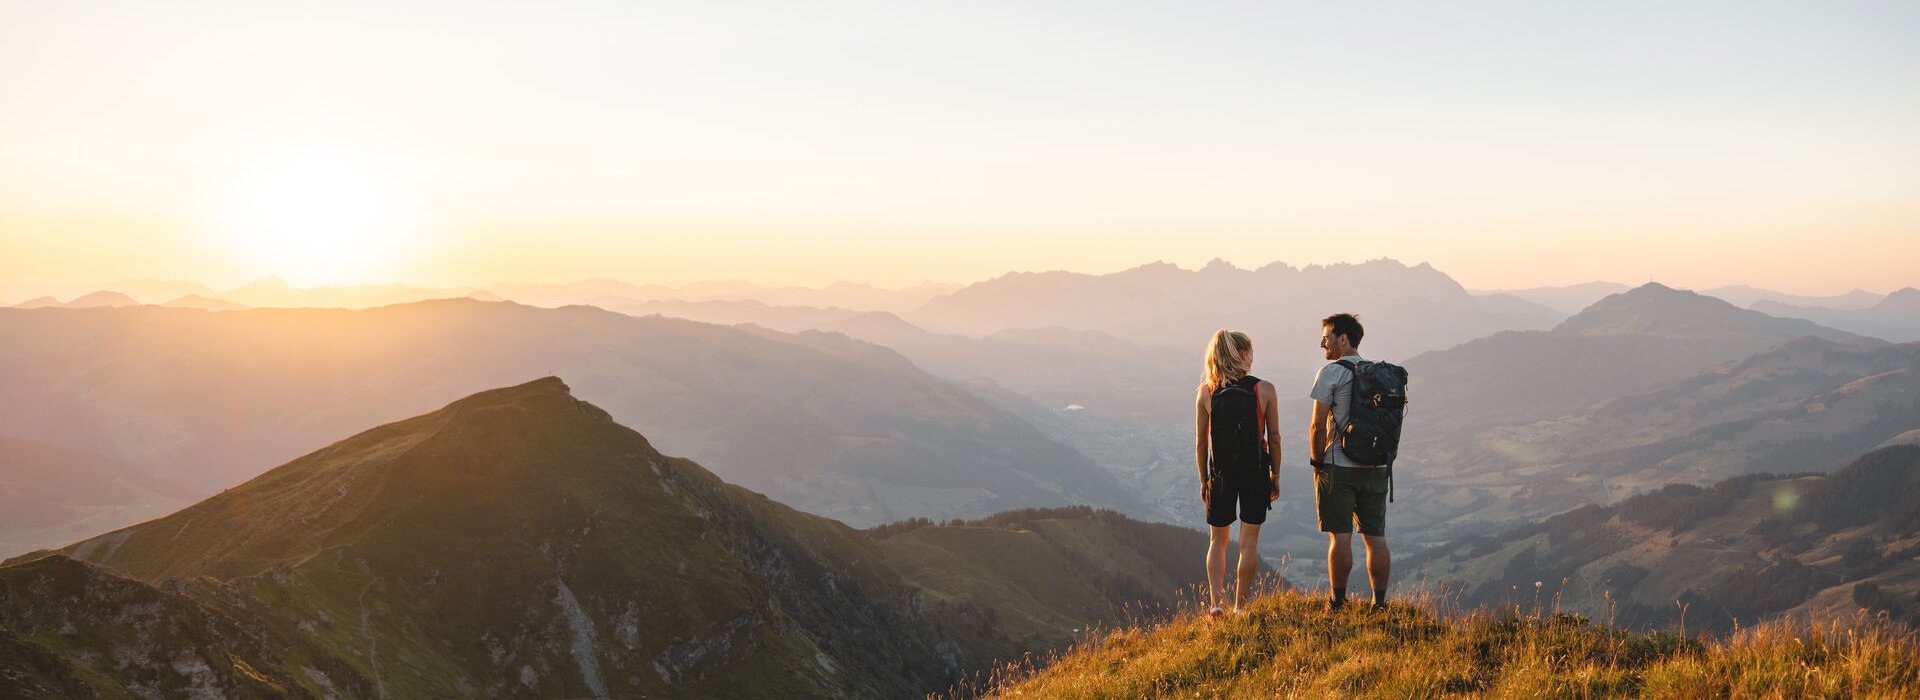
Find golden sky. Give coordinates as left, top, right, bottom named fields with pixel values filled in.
left=2, top=1, right=1916, bottom=293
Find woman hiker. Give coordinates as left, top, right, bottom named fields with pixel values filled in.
left=1194, top=329, right=1283, bottom=617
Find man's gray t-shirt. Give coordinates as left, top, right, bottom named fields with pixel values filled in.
left=1309, top=354, right=1378, bottom=468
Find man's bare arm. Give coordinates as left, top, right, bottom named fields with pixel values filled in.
left=1309, top=400, right=1333, bottom=467
left=1259, top=381, right=1283, bottom=479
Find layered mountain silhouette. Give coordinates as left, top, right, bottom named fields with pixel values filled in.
left=1703, top=284, right=1884, bottom=311
left=1472, top=282, right=1631, bottom=316
left=1410, top=445, right=1920, bottom=632
left=907, top=259, right=1556, bottom=367
left=1383, top=287, right=1912, bottom=551
left=614, top=298, right=864, bottom=333
left=1405, top=283, right=1861, bottom=435
left=7, top=291, right=140, bottom=309
left=586, top=299, right=1194, bottom=425
left=1753, top=287, right=1920, bottom=342
left=160, top=293, right=249, bottom=311
left=0, top=379, right=1213, bottom=698
left=0, top=437, right=188, bottom=555
left=813, top=314, right=1194, bottom=424
left=488, top=279, right=956, bottom=314
left=0, top=300, right=1138, bottom=540
left=0, top=280, right=218, bottom=308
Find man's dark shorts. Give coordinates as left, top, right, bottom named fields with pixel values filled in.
left=1316, top=466, right=1388, bottom=536
left=1206, top=470, right=1272, bottom=527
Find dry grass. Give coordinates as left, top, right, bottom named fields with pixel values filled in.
left=949, top=577, right=1920, bottom=699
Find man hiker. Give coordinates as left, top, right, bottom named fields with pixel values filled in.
left=1309, top=312, right=1393, bottom=612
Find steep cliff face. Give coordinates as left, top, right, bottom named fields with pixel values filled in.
left=0, top=555, right=320, bottom=699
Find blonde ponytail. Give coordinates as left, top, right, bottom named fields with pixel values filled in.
left=1202, top=330, right=1253, bottom=393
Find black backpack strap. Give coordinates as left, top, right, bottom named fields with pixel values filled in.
left=1331, top=360, right=1358, bottom=448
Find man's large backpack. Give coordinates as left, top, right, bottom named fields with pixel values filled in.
left=1209, top=375, right=1268, bottom=478
left=1336, top=360, right=1409, bottom=499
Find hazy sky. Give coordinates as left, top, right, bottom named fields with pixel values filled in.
left=3, top=1, right=1916, bottom=293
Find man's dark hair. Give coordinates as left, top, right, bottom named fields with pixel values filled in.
left=1322, top=313, right=1364, bottom=348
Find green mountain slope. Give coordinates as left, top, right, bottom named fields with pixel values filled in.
left=1398, top=338, right=1920, bottom=540
left=1408, top=445, right=1920, bottom=633
left=1, top=378, right=1212, bottom=698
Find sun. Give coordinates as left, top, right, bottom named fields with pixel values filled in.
left=220, top=152, right=419, bottom=287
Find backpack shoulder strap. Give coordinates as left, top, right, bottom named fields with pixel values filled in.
left=1334, top=360, right=1363, bottom=388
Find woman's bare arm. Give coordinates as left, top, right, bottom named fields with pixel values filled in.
left=1194, top=386, right=1211, bottom=498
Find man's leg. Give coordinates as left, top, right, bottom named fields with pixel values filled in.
left=1233, top=522, right=1262, bottom=611
left=1326, top=532, right=1353, bottom=608
left=1355, top=470, right=1391, bottom=608
left=1362, top=535, right=1391, bottom=607
left=1207, top=525, right=1230, bottom=610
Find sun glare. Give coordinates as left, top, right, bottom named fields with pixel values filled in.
left=220, top=153, right=420, bottom=286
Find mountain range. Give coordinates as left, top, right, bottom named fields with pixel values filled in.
left=0, top=300, right=1138, bottom=544
left=1400, top=334, right=1919, bottom=535
left=494, top=279, right=959, bottom=314
left=1408, top=444, right=1920, bottom=633
left=908, top=259, right=1559, bottom=367
left=0, top=378, right=1215, bottom=698
left=1404, top=282, right=1862, bottom=436
left=0, top=437, right=187, bottom=556
left=1751, top=287, right=1920, bottom=342
left=1386, top=286, right=1920, bottom=552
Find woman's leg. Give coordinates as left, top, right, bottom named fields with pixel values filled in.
left=1234, top=522, right=1262, bottom=611
left=1207, top=525, right=1231, bottom=610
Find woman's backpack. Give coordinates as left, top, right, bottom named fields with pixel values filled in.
left=1209, top=375, right=1267, bottom=477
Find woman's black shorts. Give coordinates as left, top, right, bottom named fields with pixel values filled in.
left=1206, top=470, right=1272, bottom=527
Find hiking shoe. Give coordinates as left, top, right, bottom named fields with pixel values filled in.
left=1369, top=601, right=1390, bottom=613
left=1324, top=599, right=1345, bottom=613
left=1207, top=606, right=1224, bottom=620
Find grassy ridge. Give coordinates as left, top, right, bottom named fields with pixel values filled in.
left=968, top=585, right=1919, bottom=698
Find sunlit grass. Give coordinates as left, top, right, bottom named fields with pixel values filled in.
left=950, top=577, right=1919, bottom=699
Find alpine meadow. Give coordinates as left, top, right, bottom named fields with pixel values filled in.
left=3, top=1, right=1918, bottom=698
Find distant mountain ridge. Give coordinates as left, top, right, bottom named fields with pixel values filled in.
left=908, top=259, right=1558, bottom=367
left=1704, top=284, right=1884, bottom=311
left=0, top=379, right=1213, bottom=698
left=1466, top=282, right=1631, bottom=316
left=1554, top=283, right=1856, bottom=340
left=1751, top=287, right=1920, bottom=342
left=0, top=300, right=1139, bottom=533
left=1405, top=283, right=1861, bottom=435
left=0, top=437, right=189, bottom=555
left=489, top=279, right=958, bottom=313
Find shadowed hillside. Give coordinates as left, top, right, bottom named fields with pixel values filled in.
left=0, top=379, right=1212, bottom=698
left=1395, top=336, right=1920, bottom=544
left=1408, top=446, right=1920, bottom=634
